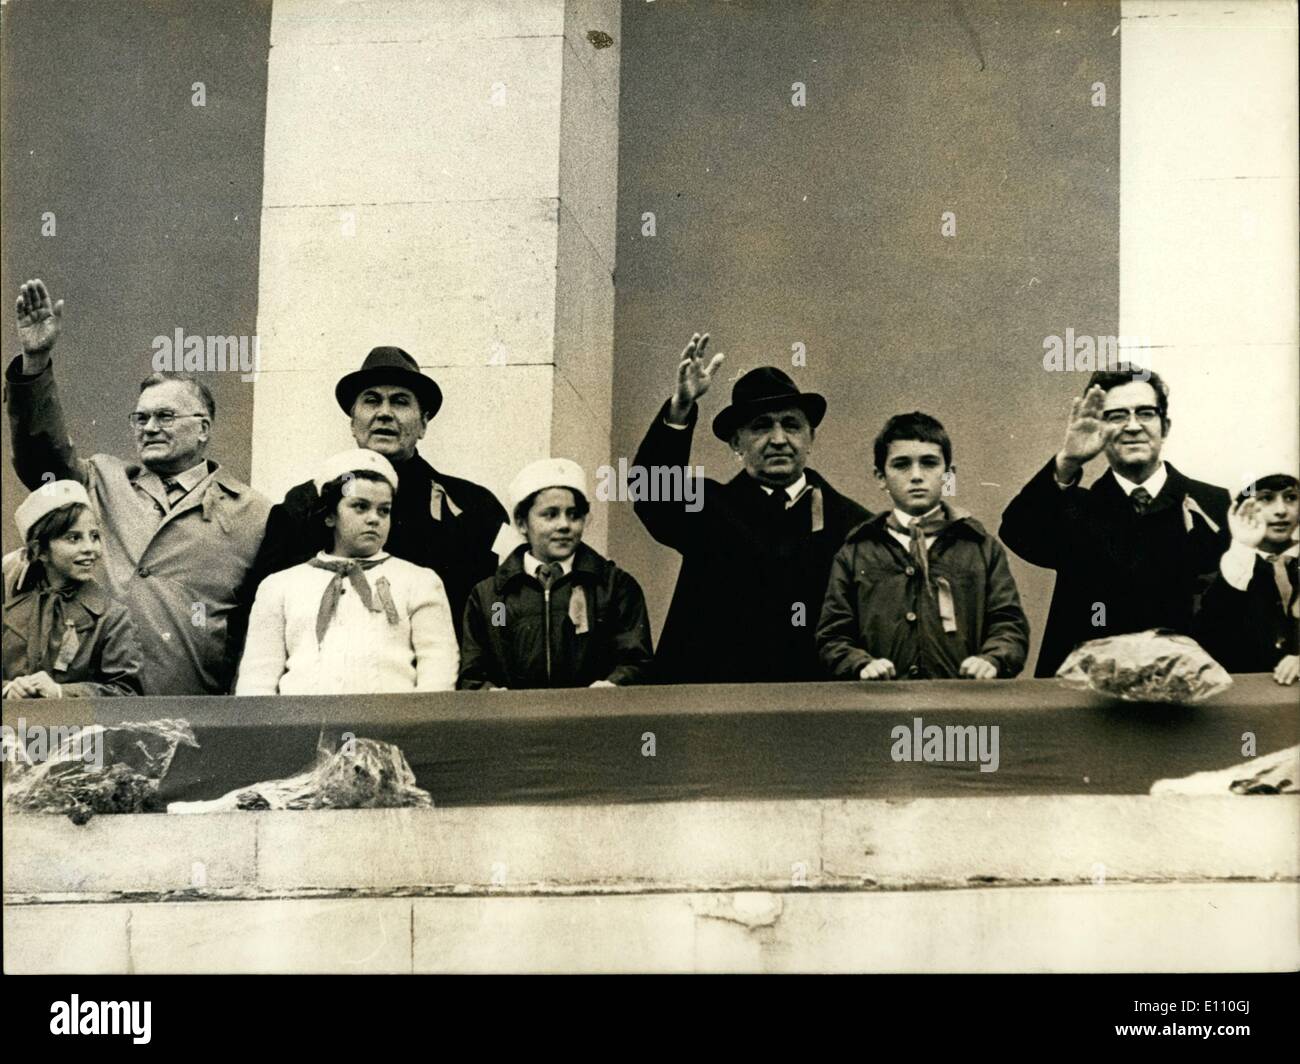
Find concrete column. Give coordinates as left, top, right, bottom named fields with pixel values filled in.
left=250, top=0, right=620, bottom=550
left=1119, top=0, right=1299, bottom=488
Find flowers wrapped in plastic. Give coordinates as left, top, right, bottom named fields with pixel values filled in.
left=1055, top=629, right=1233, bottom=705
left=3, top=719, right=198, bottom=824
left=1150, top=744, right=1298, bottom=795
left=167, top=736, right=432, bottom=813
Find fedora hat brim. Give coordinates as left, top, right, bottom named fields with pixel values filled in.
left=335, top=367, right=443, bottom=418
left=712, top=392, right=827, bottom=442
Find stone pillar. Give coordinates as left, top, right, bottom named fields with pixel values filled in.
left=1119, top=0, right=1299, bottom=487
left=251, top=0, right=620, bottom=550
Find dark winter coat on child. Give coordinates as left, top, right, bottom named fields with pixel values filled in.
left=1195, top=545, right=1299, bottom=672
left=816, top=505, right=1029, bottom=680
left=458, top=542, right=653, bottom=689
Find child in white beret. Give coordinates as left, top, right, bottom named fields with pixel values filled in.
left=2, top=480, right=143, bottom=697
left=459, top=458, right=653, bottom=689
left=235, top=450, right=458, bottom=695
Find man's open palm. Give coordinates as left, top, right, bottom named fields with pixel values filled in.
left=16, top=279, right=63, bottom=354
left=1061, top=384, right=1112, bottom=465
left=671, top=332, right=725, bottom=418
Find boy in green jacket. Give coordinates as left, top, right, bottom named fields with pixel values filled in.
left=817, top=412, right=1029, bottom=681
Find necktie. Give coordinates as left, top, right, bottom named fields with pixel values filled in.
left=1264, top=554, right=1299, bottom=619
left=755, top=482, right=825, bottom=532
left=536, top=562, right=561, bottom=590
left=163, top=479, right=186, bottom=510
left=307, top=557, right=400, bottom=644
left=1130, top=486, right=1153, bottom=516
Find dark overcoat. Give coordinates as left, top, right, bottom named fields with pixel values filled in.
left=999, top=457, right=1230, bottom=677
left=633, top=401, right=871, bottom=684
left=1194, top=553, right=1299, bottom=673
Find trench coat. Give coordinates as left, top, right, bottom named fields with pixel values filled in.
left=4, top=357, right=270, bottom=695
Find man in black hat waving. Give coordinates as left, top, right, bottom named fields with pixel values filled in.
left=236, top=347, right=506, bottom=649
left=632, top=333, right=871, bottom=684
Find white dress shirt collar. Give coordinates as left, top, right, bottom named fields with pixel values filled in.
left=524, top=551, right=574, bottom=577
left=759, top=473, right=809, bottom=503
left=1113, top=463, right=1168, bottom=499
left=892, top=504, right=942, bottom=528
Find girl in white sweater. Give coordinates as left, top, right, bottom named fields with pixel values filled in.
left=236, top=450, right=458, bottom=695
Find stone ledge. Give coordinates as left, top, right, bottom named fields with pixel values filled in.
left=6, top=796, right=1296, bottom=897
left=6, top=883, right=1297, bottom=974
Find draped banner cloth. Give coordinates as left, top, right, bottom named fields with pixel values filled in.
left=6, top=676, right=1296, bottom=807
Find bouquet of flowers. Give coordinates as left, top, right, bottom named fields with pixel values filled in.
left=1056, top=630, right=1233, bottom=705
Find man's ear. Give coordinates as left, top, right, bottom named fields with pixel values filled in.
left=417, top=411, right=432, bottom=439
left=324, top=514, right=336, bottom=529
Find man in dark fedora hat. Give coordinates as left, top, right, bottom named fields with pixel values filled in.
left=235, top=346, right=506, bottom=651
left=632, top=333, right=871, bottom=683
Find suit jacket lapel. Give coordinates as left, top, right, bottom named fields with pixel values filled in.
left=1091, top=468, right=1129, bottom=512
left=1145, top=464, right=1185, bottom=517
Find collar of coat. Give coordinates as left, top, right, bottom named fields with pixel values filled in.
left=1091, top=461, right=1222, bottom=518
left=843, top=501, right=989, bottom=546
left=125, top=458, right=253, bottom=499
left=729, top=466, right=842, bottom=504
left=494, top=541, right=609, bottom=593
left=3, top=568, right=110, bottom=621
left=359, top=453, right=471, bottom=508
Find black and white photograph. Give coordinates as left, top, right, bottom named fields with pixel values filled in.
left=1, top=0, right=1297, bottom=1036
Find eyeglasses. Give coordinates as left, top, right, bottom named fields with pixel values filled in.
left=1101, top=406, right=1162, bottom=426
left=127, top=411, right=206, bottom=430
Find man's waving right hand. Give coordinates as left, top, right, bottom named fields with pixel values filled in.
left=666, top=332, right=726, bottom=425
left=16, top=278, right=64, bottom=373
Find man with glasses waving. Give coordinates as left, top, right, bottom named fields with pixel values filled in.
left=1000, top=366, right=1230, bottom=677
left=4, top=279, right=270, bottom=695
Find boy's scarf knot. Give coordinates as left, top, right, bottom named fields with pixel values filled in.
left=884, top=508, right=959, bottom=633
left=308, top=557, right=399, bottom=644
